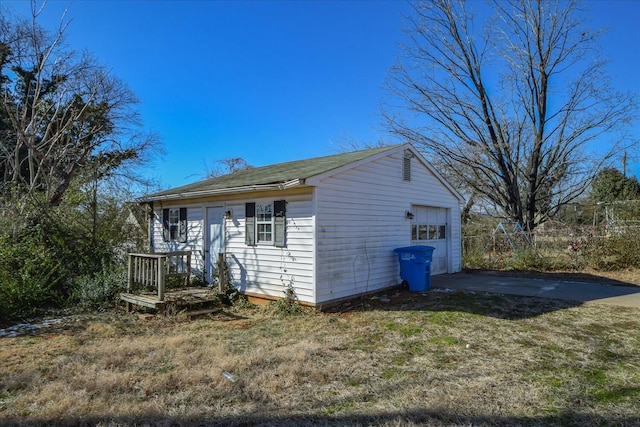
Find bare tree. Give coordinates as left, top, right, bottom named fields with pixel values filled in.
left=386, top=0, right=637, bottom=230
left=0, top=1, right=158, bottom=214
left=204, top=157, right=253, bottom=178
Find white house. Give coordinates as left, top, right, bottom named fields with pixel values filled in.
left=138, top=144, right=463, bottom=307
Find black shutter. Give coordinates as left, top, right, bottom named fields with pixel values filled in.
left=162, top=208, right=170, bottom=242
left=274, top=200, right=286, bottom=248
left=179, top=207, right=188, bottom=243
left=245, top=202, right=256, bottom=246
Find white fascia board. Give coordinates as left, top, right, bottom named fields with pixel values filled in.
left=138, top=179, right=305, bottom=203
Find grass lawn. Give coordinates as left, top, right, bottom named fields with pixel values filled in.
left=1, top=290, right=640, bottom=426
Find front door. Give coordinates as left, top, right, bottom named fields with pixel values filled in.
left=206, top=206, right=224, bottom=284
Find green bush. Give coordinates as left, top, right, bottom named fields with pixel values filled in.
left=71, top=267, right=126, bottom=310
left=0, top=209, right=126, bottom=320
left=0, top=233, right=65, bottom=320
left=462, top=247, right=493, bottom=270
left=266, top=285, right=303, bottom=316
left=504, top=248, right=546, bottom=271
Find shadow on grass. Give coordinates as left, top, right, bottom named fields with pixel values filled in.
left=336, top=269, right=640, bottom=320
left=4, top=409, right=640, bottom=426
left=335, top=289, right=583, bottom=320
left=327, top=270, right=640, bottom=321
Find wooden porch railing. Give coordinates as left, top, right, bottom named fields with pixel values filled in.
left=127, top=251, right=192, bottom=301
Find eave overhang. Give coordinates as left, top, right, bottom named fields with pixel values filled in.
left=137, top=178, right=306, bottom=203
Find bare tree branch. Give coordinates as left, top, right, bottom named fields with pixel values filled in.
left=0, top=1, right=160, bottom=213
left=385, top=0, right=637, bottom=230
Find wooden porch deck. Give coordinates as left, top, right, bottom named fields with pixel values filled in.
left=120, top=287, right=218, bottom=313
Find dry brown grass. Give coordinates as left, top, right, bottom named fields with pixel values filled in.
left=2, top=291, right=640, bottom=426
left=587, top=267, right=640, bottom=285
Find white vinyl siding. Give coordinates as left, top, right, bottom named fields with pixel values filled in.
left=224, top=192, right=315, bottom=303
left=152, top=204, right=205, bottom=275
left=313, top=150, right=461, bottom=304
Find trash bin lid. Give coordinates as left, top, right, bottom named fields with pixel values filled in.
left=393, top=245, right=435, bottom=254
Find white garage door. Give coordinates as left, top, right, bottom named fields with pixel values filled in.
left=410, top=206, right=449, bottom=275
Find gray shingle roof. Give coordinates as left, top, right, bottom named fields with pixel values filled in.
left=141, top=144, right=402, bottom=201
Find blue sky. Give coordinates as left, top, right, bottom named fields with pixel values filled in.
left=5, top=0, right=640, bottom=189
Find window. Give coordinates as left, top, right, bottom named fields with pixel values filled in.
left=162, top=207, right=187, bottom=242
left=169, top=208, right=180, bottom=240
left=428, top=225, right=437, bottom=240
left=256, top=203, right=273, bottom=243
left=438, top=225, right=446, bottom=239
left=411, top=224, right=428, bottom=240
left=410, top=206, right=447, bottom=243
left=246, top=200, right=286, bottom=247
left=411, top=222, right=446, bottom=242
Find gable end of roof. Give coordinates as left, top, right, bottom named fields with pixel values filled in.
left=139, top=144, right=402, bottom=202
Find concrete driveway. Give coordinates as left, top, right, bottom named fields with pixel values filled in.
left=432, top=272, right=640, bottom=308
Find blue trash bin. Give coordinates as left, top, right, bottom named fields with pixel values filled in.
left=393, top=246, right=436, bottom=291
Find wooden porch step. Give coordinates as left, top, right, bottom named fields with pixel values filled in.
left=120, top=287, right=219, bottom=313
left=120, top=292, right=165, bottom=310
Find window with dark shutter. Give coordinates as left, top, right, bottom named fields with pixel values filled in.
left=245, top=202, right=256, bottom=246
left=162, top=207, right=187, bottom=242
left=274, top=200, right=286, bottom=248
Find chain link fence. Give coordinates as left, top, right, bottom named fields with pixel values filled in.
left=463, top=201, right=640, bottom=271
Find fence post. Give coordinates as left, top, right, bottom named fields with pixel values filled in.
left=157, top=255, right=166, bottom=301
left=186, top=252, right=191, bottom=286
left=127, top=254, right=133, bottom=293
left=217, top=253, right=230, bottom=292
